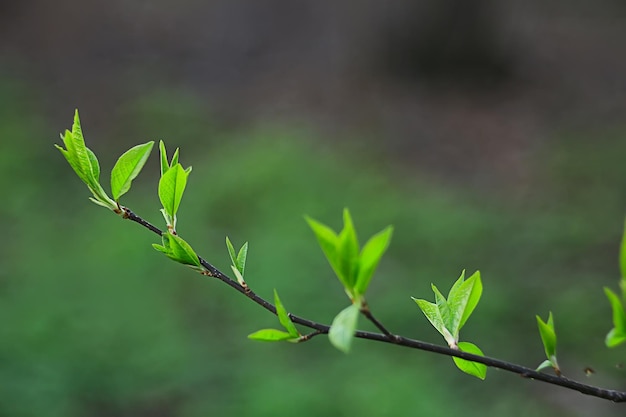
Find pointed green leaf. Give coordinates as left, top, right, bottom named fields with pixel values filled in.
left=274, top=290, right=299, bottom=337
left=536, top=359, right=554, bottom=372
left=354, top=225, right=393, bottom=295
left=226, top=236, right=238, bottom=267
left=605, top=287, right=626, bottom=347
left=452, top=342, right=487, bottom=380
left=86, top=148, right=101, bottom=183
left=159, top=163, right=189, bottom=219
left=306, top=216, right=345, bottom=284
left=70, top=110, right=95, bottom=183
left=413, top=297, right=455, bottom=346
left=237, top=242, right=248, bottom=276
left=448, top=270, right=483, bottom=335
left=329, top=304, right=360, bottom=353
left=153, top=232, right=201, bottom=267
left=56, top=111, right=116, bottom=210
left=230, top=265, right=245, bottom=285
left=536, top=312, right=557, bottom=359
left=337, top=209, right=360, bottom=289
left=432, top=284, right=452, bottom=333
left=248, top=329, right=296, bottom=342
left=110, top=141, right=154, bottom=201
left=606, top=328, right=626, bottom=348
left=159, top=140, right=169, bottom=176
left=170, top=147, right=180, bottom=167
left=152, top=243, right=168, bottom=254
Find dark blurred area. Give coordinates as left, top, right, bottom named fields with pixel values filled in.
left=1, top=1, right=626, bottom=416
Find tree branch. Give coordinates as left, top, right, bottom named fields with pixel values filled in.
left=121, top=206, right=626, bottom=403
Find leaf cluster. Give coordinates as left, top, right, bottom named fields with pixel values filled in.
left=413, top=271, right=486, bottom=379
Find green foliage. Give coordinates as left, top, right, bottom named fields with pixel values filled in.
left=306, top=208, right=393, bottom=301
left=226, top=237, right=248, bottom=285
left=413, top=271, right=485, bottom=378
left=55, top=110, right=117, bottom=210
left=604, top=218, right=626, bottom=348
left=452, top=342, right=487, bottom=380
left=158, top=141, right=192, bottom=231
left=152, top=232, right=202, bottom=269
left=249, top=290, right=300, bottom=342
left=48, top=106, right=626, bottom=413
left=110, top=141, right=154, bottom=201
left=328, top=304, right=360, bottom=353
left=604, top=288, right=626, bottom=347
left=536, top=312, right=560, bottom=375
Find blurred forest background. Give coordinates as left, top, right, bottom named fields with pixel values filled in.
left=1, top=1, right=626, bottom=416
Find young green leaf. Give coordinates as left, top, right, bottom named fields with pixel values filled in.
left=226, top=237, right=249, bottom=279
left=412, top=297, right=455, bottom=346
left=447, top=270, right=483, bottom=336
left=337, top=209, right=360, bottom=288
left=159, top=140, right=182, bottom=176
left=274, top=289, right=299, bottom=337
left=248, top=329, right=295, bottom=342
left=432, top=284, right=451, bottom=333
left=231, top=265, right=245, bottom=286
left=152, top=232, right=201, bottom=268
left=237, top=242, right=248, bottom=277
left=110, top=141, right=154, bottom=201
left=55, top=110, right=116, bottom=210
left=226, top=237, right=238, bottom=269
left=536, top=359, right=554, bottom=372
left=452, top=342, right=487, bottom=380
left=354, top=225, right=393, bottom=295
left=604, top=287, right=626, bottom=347
left=536, top=312, right=557, bottom=360
left=329, top=304, right=360, bottom=353
left=158, top=163, right=189, bottom=219
left=305, top=216, right=344, bottom=283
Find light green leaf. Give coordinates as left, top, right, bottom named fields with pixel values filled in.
left=306, top=216, right=344, bottom=283
left=432, top=284, right=452, bottom=334
left=448, top=270, right=483, bottom=336
left=70, top=110, right=96, bottom=185
left=536, top=359, right=554, bottom=372
left=337, top=209, right=360, bottom=289
left=604, top=287, right=626, bottom=347
left=226, top=237, right=238, bottom=268
left=159, top=163, right=189, bottom=219
left=226, top=237, right=249, bottom=278
left=274, top=289, right=299, bottom=337
left=230, top=265, right=245, bottom=285
left=452, top=342, right=487, bottom=380
left=159, top=140, right=169, bottom=175
left=248, top=329, right=296, bottom=342
left=86, top=147, right=101, bottom=183
left=536, top=312, right=557, bottom=359
left=110, top=141, right=154, bottom=201
left=153, top=232, right=201, bottom=267
left=606, top=328, right=626, bottom=348
left=354, top=225, right=393, bottom=295
left=329, top=304, right=360, bottom=353
left=237, top=243, right=248, bottom=275
left=413, top=297, right=455, bottom=346
left=56, top=111, right=116, bottom=210
left=170, top=147, right=180, bottom=168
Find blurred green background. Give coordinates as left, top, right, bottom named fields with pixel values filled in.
left=2, top=2, right=626, bottom=416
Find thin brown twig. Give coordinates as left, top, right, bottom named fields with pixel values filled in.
left=121, top=206, right=626, bottom=403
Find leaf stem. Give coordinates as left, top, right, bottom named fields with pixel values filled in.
left=121, top=207, right=626, bottom=403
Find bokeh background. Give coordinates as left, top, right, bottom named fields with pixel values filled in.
left=1, top=1, right=626, bottom=416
